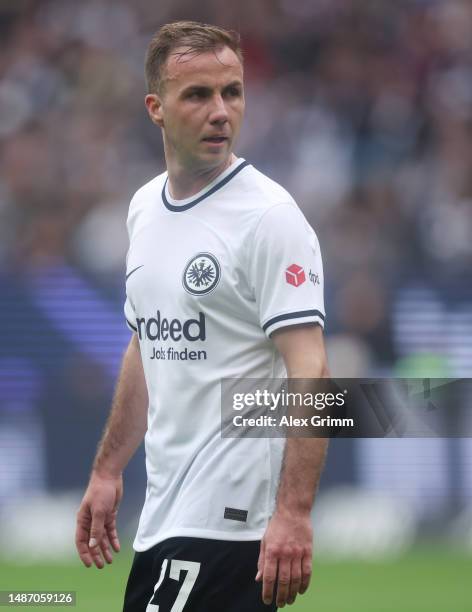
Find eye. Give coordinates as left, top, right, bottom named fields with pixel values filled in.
left=225, top=87, right=241, bottom=97
left=186, top=89, right=208, bottom=100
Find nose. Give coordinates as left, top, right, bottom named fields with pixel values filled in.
left=209, top=93, right=228, bottom=125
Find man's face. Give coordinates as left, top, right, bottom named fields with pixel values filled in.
left=146, top=45, right=245, bottom=170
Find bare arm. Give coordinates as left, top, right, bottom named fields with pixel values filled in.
left=75, top=334, right=148, bottom=568
left=256, top=324, right=329, bottom=607
left=93, top=333, right=148, bottom=477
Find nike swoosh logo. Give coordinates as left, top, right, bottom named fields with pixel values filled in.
left=126, top=265, right=144, bottom=281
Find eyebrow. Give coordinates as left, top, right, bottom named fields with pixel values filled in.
left=180, top=80, right=243, bottom=95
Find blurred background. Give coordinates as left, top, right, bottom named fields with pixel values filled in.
left=0, top=0, right=471, bottom=610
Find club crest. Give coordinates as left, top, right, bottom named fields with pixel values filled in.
left=183, top=252, right=221, bottom=295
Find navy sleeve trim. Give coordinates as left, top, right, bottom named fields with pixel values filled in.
left=262, top=309, right=325, bottom=332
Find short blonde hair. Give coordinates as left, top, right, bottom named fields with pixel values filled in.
left=145, top=21, right=243, bottom=93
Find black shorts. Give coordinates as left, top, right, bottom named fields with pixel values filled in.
left=122, top=537, right=277, bottom=612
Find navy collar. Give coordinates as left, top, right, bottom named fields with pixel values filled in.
left=162, top=159, right=250, bottom=212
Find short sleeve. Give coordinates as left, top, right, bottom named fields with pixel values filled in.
left=249, top=203, right=325, bottom=337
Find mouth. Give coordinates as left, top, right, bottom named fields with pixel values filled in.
left=202, top=136, right=229, bottom=144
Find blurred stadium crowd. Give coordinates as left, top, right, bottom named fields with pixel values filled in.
left=1, top=0, right=472, bottom=533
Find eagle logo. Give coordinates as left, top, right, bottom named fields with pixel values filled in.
left=183, top=253, right=221, bottom=295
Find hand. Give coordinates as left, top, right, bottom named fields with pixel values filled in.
left=75, top=471, right=123, bottom=569
left=256, top=510, right=313, bottom=607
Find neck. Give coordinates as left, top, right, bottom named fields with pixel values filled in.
left=166, top=153, right=237, bottom=200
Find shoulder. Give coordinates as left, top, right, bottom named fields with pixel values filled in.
left=127, top=171, right=167, bottom=230
left=223, top=163, right=319, bottom=256
left=228, top=163, right=308, bottom=241
left=129, top=171, right=167, bottom=212
left=237, top=164, right=298, bottom=213
left=238, top=165, right=315, bottom=238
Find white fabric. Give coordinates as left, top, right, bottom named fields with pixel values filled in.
left=124, top=158, right=325, bottom=550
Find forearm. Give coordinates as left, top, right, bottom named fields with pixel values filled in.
left=257, top=347, right=330, bottom=606
left=93, top=334, right=148, bottom=478
left=276, top=351, right=330, bottom=516
left=276, top=436, right=328, bottom=515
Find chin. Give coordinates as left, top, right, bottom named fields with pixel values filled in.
left=200, top=149, right=230, bottom=163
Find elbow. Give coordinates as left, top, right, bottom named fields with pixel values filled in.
left=287, top=358, right=329, bottom=379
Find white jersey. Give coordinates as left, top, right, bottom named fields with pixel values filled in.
left=124, top=158, right=325, bottom=551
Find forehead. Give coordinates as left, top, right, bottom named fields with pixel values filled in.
left=163, top=45, right=243, bottom=92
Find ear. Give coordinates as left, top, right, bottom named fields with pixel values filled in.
left=145, top=93, right=164, bottom=127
